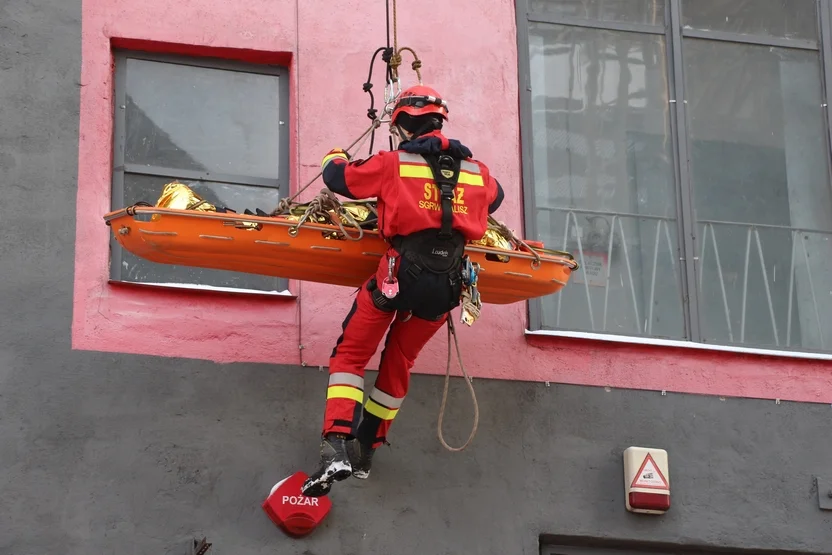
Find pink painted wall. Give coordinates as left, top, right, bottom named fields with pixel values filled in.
left=73, top=0, right=832, bottom=404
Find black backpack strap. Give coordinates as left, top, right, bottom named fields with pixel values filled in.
left=422, top=154, right=462, bottom=239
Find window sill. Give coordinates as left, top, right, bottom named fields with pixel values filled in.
left=524, top=329, right=832, bottom=361
left=108, top=280, right=297, bottom=299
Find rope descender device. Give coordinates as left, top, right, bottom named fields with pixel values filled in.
left=459, top=255, right=482, bottom=327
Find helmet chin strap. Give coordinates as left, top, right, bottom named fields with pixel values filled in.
left=391, top=123, right=410, bottom=143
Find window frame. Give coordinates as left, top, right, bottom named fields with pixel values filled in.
left=516, top=0, right=832, bottom=360
left=109, top=49, right=291, bottom=295
left=539, top=534, right=825, bottom=555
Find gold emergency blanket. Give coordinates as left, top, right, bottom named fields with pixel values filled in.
left=153, top=181, right=519, bottom=253
left=469, top=228, right=513, bottom=261
left=155, top=182, right=217, bottom=212
left=152, top=181, right=217, bottom=222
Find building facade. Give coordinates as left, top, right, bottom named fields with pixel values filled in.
left=2, top=0, right=832, bottom=553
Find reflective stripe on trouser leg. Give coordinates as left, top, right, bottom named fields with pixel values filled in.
left=357, top=311, right=449, bottom=448
left=358, top=385, right=405, bottom=446
left=323, top=281, right=396, bottom=436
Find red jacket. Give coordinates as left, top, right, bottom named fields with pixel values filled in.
left=321, top=131, right=504, bottom=241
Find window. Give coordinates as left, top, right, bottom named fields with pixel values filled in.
left=539, top=535, right=818, bottom=555
left=518, top=0, right=832, bottom=356
left=109, top=51, right=290, bottom=294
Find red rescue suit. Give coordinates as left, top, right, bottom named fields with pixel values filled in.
left=318, top=131, right=503, bottom=449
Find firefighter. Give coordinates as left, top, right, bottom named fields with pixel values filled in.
left=301, top=85, right=505, bottom=497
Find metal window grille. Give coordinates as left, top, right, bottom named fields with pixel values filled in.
left=516, top=0, right=832, bottom=356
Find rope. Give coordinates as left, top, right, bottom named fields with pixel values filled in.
left=385, top=0, right=394, bottom=151
left=288, top=189, right=365, bottom=241
left=125, top=201, right=152, bottom=215
left=270, top=119, right=381, bottom=216
left=488, top=216, right=543, bottom=268
left=398, top=47, right=422, bottom=82
left=364, top=46, right=396, bottom=155
left=436, top=316, right=480, bottom=452
left=393, top=0, right=398, bottom=58
left=385, top=0, right=422, bottom=83
left=387, top=0, right=400, bottom=78
left=387, top=48, right=423, bottom=83
left=386, top=0, right=391, bottom=58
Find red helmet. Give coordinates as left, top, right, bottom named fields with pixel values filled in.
left=391, top=85, right=449, bottom=125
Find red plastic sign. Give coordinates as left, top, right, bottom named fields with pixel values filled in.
left=261, top=471, right=332, bottom=537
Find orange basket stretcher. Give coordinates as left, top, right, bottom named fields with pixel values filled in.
left=104, top=206, right=578, bottom=305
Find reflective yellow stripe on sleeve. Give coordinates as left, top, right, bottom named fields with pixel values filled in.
left=327, top=385, right=364, bottom=403
left=322, top=152, right=349, bottom=168
left=364, top=399, right=399, bottom=420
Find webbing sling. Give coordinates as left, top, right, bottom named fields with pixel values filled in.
left=421, top=154, right=462, bottom=239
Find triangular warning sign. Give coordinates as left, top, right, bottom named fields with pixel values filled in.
left=630, top=453, right=668, bottom=490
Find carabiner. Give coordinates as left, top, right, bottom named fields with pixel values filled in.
left=385, top=78, right=402, bottom=105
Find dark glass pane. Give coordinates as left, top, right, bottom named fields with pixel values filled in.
left=684, top=39, right=832, bottom=352
left=116, top=173, right=285, bottom=292
left=528, top=22, right=684, bottom=339
left=124, top=58, right=281, bottom=179
left=530, top=0, right=665, bottom=26
left=124, top=173, right=280, bottom=213
left=681, top=0, right=817, bottom=41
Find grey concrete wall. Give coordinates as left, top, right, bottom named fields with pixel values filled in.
left=2, top=1, right=831, bottom=554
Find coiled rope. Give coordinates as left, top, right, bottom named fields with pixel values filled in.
left=287, top=189, right=366, bottom=241
left=437, top=316, right=479, bottom=452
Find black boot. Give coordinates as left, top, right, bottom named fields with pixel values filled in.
left=301, top=433, right=353, bottom=497
left=347, top=438, right=376, bottom=480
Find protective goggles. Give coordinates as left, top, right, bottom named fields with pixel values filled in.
left=395, top=95, right=449, bottom=113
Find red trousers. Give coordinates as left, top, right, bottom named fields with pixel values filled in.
left=322, top=254, right=448, bottom=449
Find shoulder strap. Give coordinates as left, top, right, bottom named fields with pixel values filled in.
left=421, top=153, right=462, bottom=239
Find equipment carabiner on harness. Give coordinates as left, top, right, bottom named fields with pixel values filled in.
left=461, top=256, right=479, bottom=288
left=460, top=255, right=482, bottom=327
